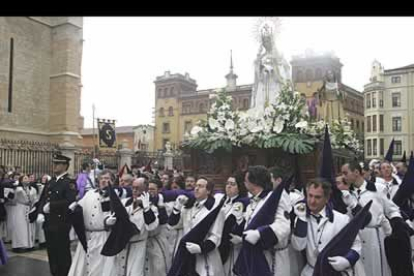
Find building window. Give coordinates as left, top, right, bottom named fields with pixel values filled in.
left=379, top=115, right=384, bottom=131
left=159, top=107, right=165, bottom=117
left=373, top=138, right=377, bottom=156
left=168, top=106, right=174, bottom=116
left=367, top=139, right=372, bottom=156
left=243, top=98, right=249, bottom=109
left=372, top=92, right=376, bottom=108
left=379, top=91, right=384, bottom=107
left=164, top=88, right=168, bottom=97
left=350, top=119, right=354, bottom=130
left=373, top=115, right=377, bottom=132
left=356, top=120, right=360, bottom=131
left=366, top=116, right=371, bottom=132
left=170, top=87, right=175, bottom=96
left=184, top=121, right=192, bottom=132
left=315, top=68, right=322, bottom=80
left=394, top=140, right=402, bottom=155
left=306, top=69, right=313, bottom=81
left=182, top=102, right=191, bottom=114
left=391, top=76, right=401, bottom=83
left=199, top=103, right=205, bottom=113
left=380, top=138, right=384, bottom=155
left=366, top=93, right=371, bottom=108
left=392, top=117, right=402, bottom=132
left=162, top=122, right=170, bottom=133
left=392, top=92, right=401, bottom=107
left=296, top=70, right=304, bottom=82
left=8, top=38, right=14, bottom=113
left=158, top=88, right=163, bottom=98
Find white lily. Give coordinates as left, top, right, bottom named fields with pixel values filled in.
left=208, top=118, right=220, bottom=130
left=273, top=119, right=284, bottom=133
left=295, top=121, right=308, bottom=129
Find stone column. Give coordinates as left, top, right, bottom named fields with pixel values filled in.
left=59, top=141, right=77, bottom=177
left=118, top=148, right=134, bottom=171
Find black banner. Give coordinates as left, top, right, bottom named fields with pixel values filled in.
left=98, top=120, right=117, bottom=150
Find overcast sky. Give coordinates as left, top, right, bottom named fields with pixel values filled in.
left=81, top=17, right=414, bottom=128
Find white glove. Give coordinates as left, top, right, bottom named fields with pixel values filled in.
left=0, top=198, right=5, bottom=203
left=380, top=215, right=392, bottom=236
left=185, top=242, right=202, bottom=254
left=36, top=214, right=45, bottom=224
left=43, top=202, right=50, bottom=214
left=293, top=202, right=307, bottom=221
left=232, top=202, right=244, bottom=223
left=140, top=192, right=150, bottom=211
left=229, top=233, right=243, bottom=245
left=244, top=230, right=261, bottom=245
left=174, top=195, right=188, bottom=211
left=328, top=256, right=351, bottom=271
left=342, top=190, right=357, bottom=209
left=157, top=193, right=165, bottom=207
left=68, top=201, right=78, bottom=212
left=13, top=180, right=19, bottom=186
left=105, top=214, right=117, bottom=226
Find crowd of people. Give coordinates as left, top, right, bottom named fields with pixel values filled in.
left=1, top=139, right=414, bottom=276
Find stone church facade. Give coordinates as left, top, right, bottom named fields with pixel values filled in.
left=0, top=17, right=84, bottom=146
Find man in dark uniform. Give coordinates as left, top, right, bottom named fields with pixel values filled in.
left=41, top=153, right=76, bottom=276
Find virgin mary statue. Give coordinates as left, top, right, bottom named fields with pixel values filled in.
left=251, top=19, right=291, bottom=111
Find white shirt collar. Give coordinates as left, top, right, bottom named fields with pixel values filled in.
left=195, top=198, right=207, bottom=208
left=56, top=172, right=68, bottom=181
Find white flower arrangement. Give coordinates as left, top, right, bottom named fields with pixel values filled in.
left=186, top=85, right=362, bottom=154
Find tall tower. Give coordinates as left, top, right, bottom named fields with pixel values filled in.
left=153, top=71, right=197, bottom=151
left=225, top=50, right=238, bottom=90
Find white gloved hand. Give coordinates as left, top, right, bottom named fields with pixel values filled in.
left=231, top=202, right=244, bottom=223
left=185, top=242, right=202, bottom=254
left=244, top=230, right=261, bottom=245
left=68, top=201, right=78, bottom=212
left=328, top=256, right=351, bottom=271
left=174, top=195, right=188, bottom=211
left=36, top=214, right=45, bottom=224
left=43, top=202, right=50, bottom=214
left=293, top=202, right=307, bottom=221
left=13, top=180, right=19, bottom=187
left=229, top=233, right=243, bottom=245
left=380, top=215, right=392, bottom=236
left=141, top=192, right=151, bottom=211
left=342, top=190, right=357, bottom=209
left=105, top=214, right=117, bottom=226
left=157, top=193, right=165, bottom=207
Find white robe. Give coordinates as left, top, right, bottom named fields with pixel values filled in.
left=107, top=200, right=159, bottom=276
left=35, top=183, right=46, bottom=244
left=222, top=197, right=243, bottom=276
left=171, top=197, right=226, bottom=276
left=287, top=190, right=306, bottom=276
left=292, top=208, right=365, bottom=276
left=348, top=181, right=401, bottom=276
left=165, top=201, right=183, bottom=264
left=242, top=190, right=291, bottom=276
left=11, top=186, right=37, bottom=249
left=145, top=223, right=170, bottom=276
left=4, top=188, right=16, bottom=243
left=68, top=190, right=115, bottom=276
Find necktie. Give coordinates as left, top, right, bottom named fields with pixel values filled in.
left=312, top=214, right=322, bottom=224
left=357, top=189, right=361, bottom=196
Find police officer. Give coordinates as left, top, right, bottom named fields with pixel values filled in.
left=41, top=153, right=76, bottom=276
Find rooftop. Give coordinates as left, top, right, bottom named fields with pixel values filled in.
left=385, top=63, right=414, bottom=72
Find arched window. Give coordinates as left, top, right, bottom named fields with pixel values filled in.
left=199, top=103, right=205, bottom=113
left=159, top=107, right=164, bottom=117
left=158, top=88, right=163, bottom=98
left=305, top=69, right=313, bottom=81
left=168, top=106, right=174, bottom=116
left=296, top=70, right=304, bottom=82
left=164, top=88, right=168, bottom=97
left=243, top=98, right=249, bottom=109
left=170, top=87, right=175, bottom=96
left=315, top=68, right=322, bottom=80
